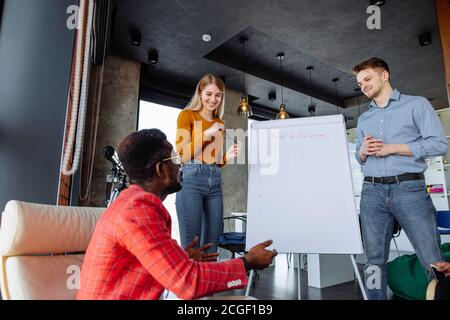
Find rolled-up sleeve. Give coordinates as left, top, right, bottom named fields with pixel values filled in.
left=407, top=98, right=448, bottom=160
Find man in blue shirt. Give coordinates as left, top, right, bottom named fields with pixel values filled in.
left=354, top=57, right=447, bottom=300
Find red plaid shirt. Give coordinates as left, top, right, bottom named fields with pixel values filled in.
left=77, top=185, right=247, bottom=300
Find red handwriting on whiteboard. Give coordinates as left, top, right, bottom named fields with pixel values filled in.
left=271, top=132, right=329, bottom=140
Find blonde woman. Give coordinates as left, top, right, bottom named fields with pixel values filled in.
left=175, top=74, right=240, bottom=253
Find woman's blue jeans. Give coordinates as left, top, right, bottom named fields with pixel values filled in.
left=360, top=179, right=443, bottom=300
left=176, top=162, right=223, bottom=253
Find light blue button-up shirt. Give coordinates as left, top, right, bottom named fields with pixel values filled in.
left=355, top=89, right=448, bottom=177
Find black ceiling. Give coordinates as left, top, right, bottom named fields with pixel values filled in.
left=110, top=0, right=448, bottom=128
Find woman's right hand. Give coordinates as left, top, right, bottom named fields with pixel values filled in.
left=204, top=122, right=225, bottom=139
left=226, top=141, right=242, bottom=161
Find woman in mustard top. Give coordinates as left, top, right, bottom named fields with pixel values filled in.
left=175, top=74, right=240, bottom=253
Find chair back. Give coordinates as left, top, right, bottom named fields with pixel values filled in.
left=435, top=211, right=450, bottom=235
left=436, top=211, right=450, bottom=229
left=219, top=216, right=247, bottom=258
left=0, top=200, right=103, bottom=300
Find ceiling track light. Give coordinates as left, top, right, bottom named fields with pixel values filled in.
left=148, top=48, right=159, bottom=65
left=130, top=27, right=142, bottom=46
left=276, top=53, right=289, bottom=120
left=419, top=32, right=432, bottom=47
left=236, top=36, right=253, bottom=117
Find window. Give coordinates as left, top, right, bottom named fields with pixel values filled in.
left=138, top=101, right=181, bottom=243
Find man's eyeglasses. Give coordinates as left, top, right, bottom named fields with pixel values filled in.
left=162, top=154, right=182, bottom=165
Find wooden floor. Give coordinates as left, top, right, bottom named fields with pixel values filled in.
left=214, top=254, right=364, bottom=300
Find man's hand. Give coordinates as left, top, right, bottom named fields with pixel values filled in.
left=243, top=240, right=278, bottom=270
left=360, top=135, right=383, bottom=156
left=375, top=143, right=412, bottom=157
left=434, top=262, right=450, bottom=277
left=359, top=135, right=384, bottom=162
left=374, top=144, right=394, bottom=157
left=185, top=236, right=219, bottom=262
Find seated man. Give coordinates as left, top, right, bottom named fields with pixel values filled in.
left=77, top=129, right=277, bottom=300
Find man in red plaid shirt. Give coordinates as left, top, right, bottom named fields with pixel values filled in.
left=77, top=129, right=277, bottom=300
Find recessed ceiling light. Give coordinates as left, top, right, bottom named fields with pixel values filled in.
left=202, top=33, right=212, bottom=42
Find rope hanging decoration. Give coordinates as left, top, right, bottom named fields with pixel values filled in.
left=61, top=0, right=94, bottom=176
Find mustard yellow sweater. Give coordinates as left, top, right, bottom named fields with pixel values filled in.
left=176, top=110, right=227, bottom=167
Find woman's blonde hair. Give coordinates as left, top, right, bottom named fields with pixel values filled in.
left=185, top=74, right=225, bottom=119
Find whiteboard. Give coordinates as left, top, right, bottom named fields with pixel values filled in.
left=245, top=115, right=363, bottom=254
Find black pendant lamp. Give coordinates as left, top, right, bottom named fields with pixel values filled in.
left=236, top=37, right=253, bottom=117
left=276, top=53, right=289, bottom=120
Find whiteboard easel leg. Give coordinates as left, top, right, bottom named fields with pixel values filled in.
left=245, top=269, right=254, bottom=296
left=350, top=255, right=367, bottom=300
left=297, top=253, right=301, bottom=300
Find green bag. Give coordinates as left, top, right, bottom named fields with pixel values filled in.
left=387, top=243, right=450, bottom=300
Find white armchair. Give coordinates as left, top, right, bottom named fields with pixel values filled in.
left=0, top=200, right=103, bottom=300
